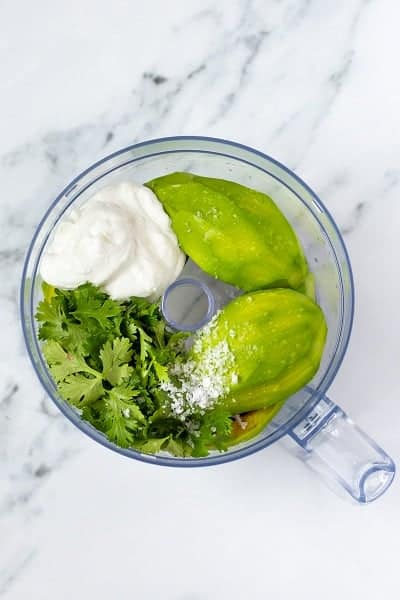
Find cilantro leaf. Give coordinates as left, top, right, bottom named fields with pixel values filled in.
left=138, top=327, right=152, bottom=363
left=100, top=337, right=133, bottom=385
left=151, top=318, right=166, bottom=348
left=133, top=435, right=191, bottom=457
left=101, top=384, right=145, bottom=448
left=42, top=339, right=70, bottom=365
left=151, top=360, right=169, bottom=382
left=58, top=373, right=104, bottom=407
left=71, top=284, right=122, bottom=329
left=63, top=322, right=93, bottom=356
left=163, top=437, right=192, bottom=457
left=134, top=437, right=169, bottom=454
left=191, top=406, right=233, bottom=457
left=43, top=340, right=100, bottom=381
left=124, top=319, right=138, bottom=343
left=36, top=297, right=66, bottom=341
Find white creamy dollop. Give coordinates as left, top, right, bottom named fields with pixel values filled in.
left=40, top=181, right=185, bottom=300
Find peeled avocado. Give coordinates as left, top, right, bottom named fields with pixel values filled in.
left=191, top=288, right=327, bottom=415
left=146, top=172, right=308, bottom=292
left=228, top=404, right=285, bottom=447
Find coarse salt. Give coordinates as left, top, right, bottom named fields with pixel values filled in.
left=160, top=316, right=238, bottom=420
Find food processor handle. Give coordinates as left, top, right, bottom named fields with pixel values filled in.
left=286, top=395, right=395, bottom=503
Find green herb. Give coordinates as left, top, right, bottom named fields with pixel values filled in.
left=36, top=283, right=233, bottom=456
left=191, top=405, right=233, bottom=457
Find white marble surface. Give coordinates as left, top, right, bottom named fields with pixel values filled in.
left=2, top=0, right=400, bottom=598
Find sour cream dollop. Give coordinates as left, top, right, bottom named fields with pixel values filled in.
left=40, top=181, right=185, bottom=300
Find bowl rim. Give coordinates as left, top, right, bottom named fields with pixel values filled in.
left=20, top=135, right=355, bottom=467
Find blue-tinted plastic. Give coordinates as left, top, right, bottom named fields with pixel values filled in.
left=161, top=277, right=216, bottom=332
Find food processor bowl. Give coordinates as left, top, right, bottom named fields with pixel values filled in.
left=20, top=136, right=395, bottom=502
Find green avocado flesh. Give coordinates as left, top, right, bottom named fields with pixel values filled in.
left=146, top=172, right=308, bottom=291
left=296, top=272, right=316, bottom=301
left=191, top=289, right=327, bottom=415
left=228, top=404, right=285, bottom=447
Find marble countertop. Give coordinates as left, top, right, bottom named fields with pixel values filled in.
left=2, top=0, right=400, bottom=598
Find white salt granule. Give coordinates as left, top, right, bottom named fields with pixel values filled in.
left=160, top=316, right=238, bottom=420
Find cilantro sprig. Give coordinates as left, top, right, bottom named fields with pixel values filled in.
left=36, top=282, right=233, bottom=456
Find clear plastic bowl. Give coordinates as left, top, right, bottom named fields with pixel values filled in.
left=20, top=136, right=395, bottom=502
